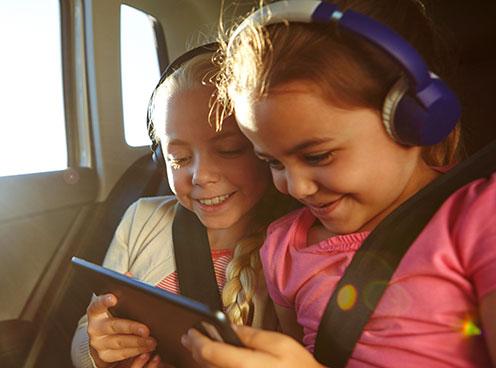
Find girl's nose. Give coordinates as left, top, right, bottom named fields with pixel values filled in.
left=285, top=169, right=318, bottom=200
left=191, top=156, right=221, bottom=186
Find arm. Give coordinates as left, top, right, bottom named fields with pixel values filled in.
left=71, top=313, right=97, bottom=368
left=71, top=202, right=155, bottom=368
left=274, top=304, right=303, bottom=342
left=480, top=290, right=496, bottom=365
left=181, top=325, right=323, bottom=368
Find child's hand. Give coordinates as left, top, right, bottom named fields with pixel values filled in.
left=86, top=293, right=158, bottom=368
left=181, top=325, right=325, bottom=368
left=117, top=353, right=168, bottom=368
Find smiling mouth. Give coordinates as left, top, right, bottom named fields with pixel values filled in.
left=309, top=197, right=341, bottom=209
left=196, top=192, right=234, bottom=206
left=307, top=196, right=344, bottom=215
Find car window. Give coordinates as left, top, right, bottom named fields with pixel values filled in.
left=0, top=0, right=67, bottom=177
left=120, top=4, right=161, bottom=147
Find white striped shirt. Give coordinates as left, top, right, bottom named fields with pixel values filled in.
left=155, top=248, right=234, bottom=294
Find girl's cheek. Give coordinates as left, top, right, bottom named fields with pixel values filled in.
left=168, top=170, right=188, bottom=195
left=272, top=172, right=288, bottom=194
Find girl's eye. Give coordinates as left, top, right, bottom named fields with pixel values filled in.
left=266, top=158, right=284, bottom=171
left=303, top=151, right=333, bottom=165
left=167, top=156, right=190, bottom=170
left=218, top=147, right=246, bottom=157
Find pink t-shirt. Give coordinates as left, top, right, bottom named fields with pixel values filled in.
left=261, top=173, right=496, bottom=367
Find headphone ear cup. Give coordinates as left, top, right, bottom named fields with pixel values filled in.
left=382, top=77, right=409, bottom=143
left=152, top=144, right=167, bottom=174
left=383, top=78, right=460, bottom=146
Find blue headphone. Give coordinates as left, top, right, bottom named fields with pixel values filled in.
left=229, top=0, right=461, bottom=146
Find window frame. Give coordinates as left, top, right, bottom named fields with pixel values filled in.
left=0, top=0, right=97, bottom=221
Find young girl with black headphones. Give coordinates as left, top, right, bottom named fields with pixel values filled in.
left=71, top=46, right=289, bottom=368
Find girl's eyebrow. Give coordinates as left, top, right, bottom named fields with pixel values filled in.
left=255, top=137, right=334, bottom=158
left=210, top=130, right=239, bottom=142
left=166, top=131, right=240, bottom=147
left=167, top=139, right=188, bottom=147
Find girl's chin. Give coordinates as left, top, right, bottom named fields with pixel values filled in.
left=196, top=215, right=239, bottom=230
left=319, top=217, right=364, bottom=235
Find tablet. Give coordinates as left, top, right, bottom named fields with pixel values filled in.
left=71, top=256, right=243, bottom=368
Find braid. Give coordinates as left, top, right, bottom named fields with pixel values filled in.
left=221, top=186, right=295, bottom=325
left=222, top=231, right=264, bottom=325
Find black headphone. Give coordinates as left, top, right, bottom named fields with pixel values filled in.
left=146, top=42, right=219, bottom=170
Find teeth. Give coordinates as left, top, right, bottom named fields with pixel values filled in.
left=198, top=194, right=231, bottom=206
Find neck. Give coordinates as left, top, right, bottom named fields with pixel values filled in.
left=362, top=158, right=440, bottom=232
left=206, top=214, right=253, bottom=250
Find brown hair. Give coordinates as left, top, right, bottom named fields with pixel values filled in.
left=214, top=0, right=462, bottom=166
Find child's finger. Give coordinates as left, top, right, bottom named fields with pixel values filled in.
left=87, top=294, right=117, bottom=316
left=128, top=353, right=168, bottom=368
left=89, top=334, right=156, bottom=363
left=145, top=354, right=164, bottom=368
left=182, top=328, right=273, bottom=368
left=97, top=345, right=157, bottom=364
left=97, top=334, right=157, bottom=351
left=232, top=325, right=291, bottom=354
left=128, top=353, right=151, bottom=368
left=98, top=318, right=151, bottom=337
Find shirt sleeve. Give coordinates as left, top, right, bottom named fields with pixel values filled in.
left=70, top=299, right=98, bottom=368
left=101, top=201, right=140, bottom=271
left=70, top=202, right=139, bottom=368
left=454, top=173, right=496, bottom=299
left=260, top=220, right=294, bottom=308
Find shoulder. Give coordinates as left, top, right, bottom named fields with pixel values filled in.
left=131, top=195, right=178, bottom=215
left=442, top=171, right=496, bottom=224
left=424, top=171, right=496, bottom=243
left=123, top=195, right=178, bottom=225
left=261, top=207, right=309, bottom=264
left=266, top=207, right=308, bottom=237
left=450, top=171, right=496, bottom=235
left=114, top=195, right=178, bottom=254
left=442, top=172, right=496, bottom=296
left=112, top=196, right=179, bottom=281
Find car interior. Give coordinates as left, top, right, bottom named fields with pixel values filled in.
left=0, top=0, right=495, bottom=367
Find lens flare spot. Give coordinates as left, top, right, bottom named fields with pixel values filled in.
left=63, top=168, right=80, bottom=185
left=337, top=284, right=357, bottom=311
left=462, top=320, right=481, bottom=337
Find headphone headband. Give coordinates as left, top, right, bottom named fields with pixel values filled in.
left=232, top=1, right=429, bottom=100
left=147, top=42, right=219, bottom=159
left=228, top=0, right=460, bottom=146
left=156, top=42, right=219, bottom=88
left=313, top=2, right=431, bottom=98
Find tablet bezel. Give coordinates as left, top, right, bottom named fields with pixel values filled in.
left=71, top=256, right=242, bottom=367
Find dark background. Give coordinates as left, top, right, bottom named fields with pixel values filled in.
left=430, top=0, right=496, bottom=155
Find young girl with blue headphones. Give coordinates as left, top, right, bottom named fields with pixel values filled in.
left=182, top=1, right=496, bottom=367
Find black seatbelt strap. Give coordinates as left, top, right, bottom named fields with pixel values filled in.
left=172, top=204, right=223, bottom=310
left=314, top=140, right=496, bottom=367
